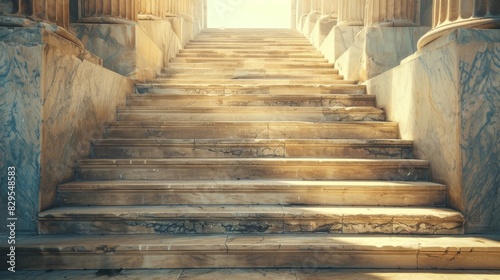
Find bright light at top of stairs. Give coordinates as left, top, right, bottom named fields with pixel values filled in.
left=207, top=0, right=292, bottom=28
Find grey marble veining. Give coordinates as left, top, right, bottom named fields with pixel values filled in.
left=366, top=28, right=500, bottom=233
left=0, top=40, right=43, bottom=233
left=459, top=40, right=500, bottom=232
left=1, top=26, right=134, bottom=233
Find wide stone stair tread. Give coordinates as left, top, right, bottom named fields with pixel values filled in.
left=38, top=205, right=463, bottom=235
left=126, top=93, right=375, bottom=107
left=116, top=106, right=385, bottom=122
left=146, top=78, right=349, bottom=85
left=167, top=62, right=335, bottom=69
left=161, top=67, right=340, bottom=75
left=76, top=158, right=429, bottom=181
left=91, top=138, right=413, bottom=159
left=176, top=52, right=326, bottom=58
left=57, top=180, right=445, bottom=207
left=158, top=73, right=343, bottom=80
left=104, top=121, right=401, bottom=139
left=11, top=234, right=500, bottom=270
left=136, top=84, right=366, bottom=95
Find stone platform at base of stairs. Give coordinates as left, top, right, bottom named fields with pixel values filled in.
left=1, top=234, right=499, bottom=270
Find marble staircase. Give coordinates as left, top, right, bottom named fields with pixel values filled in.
left=10, top=28, right=500, bottom=270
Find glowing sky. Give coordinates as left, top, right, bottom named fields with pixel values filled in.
left=207, top=0, right=292, bottom=28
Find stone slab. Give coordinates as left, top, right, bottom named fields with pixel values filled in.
left=57, top=180, right=445, bottom=207
left=2, top=234, right=498, bottom=270
left=104, top=121, right=401, bottom=140
left=75, top=158, right=430, bottom=181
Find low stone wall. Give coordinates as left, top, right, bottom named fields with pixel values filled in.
left=0, top=27, right=134, bottom=233
left=365, top=29, right=500, bottom=233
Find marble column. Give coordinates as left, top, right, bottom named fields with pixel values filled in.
left=337, top=0, right=365, bottom=26
left=79, top=0, right=138, bottom=24
left=0, top=0, right=82, bottom=46
left=322, top=0, right=339, bottom=17
left=418, top=0, right=500, bottom=49
left=138, top=0, right=168, bottom=19
left=310, top=0, right=322, bottom=12
left=365, top=0, right=421, bottom=27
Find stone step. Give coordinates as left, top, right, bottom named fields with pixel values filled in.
left=186, top=42, right=314, bottom=47
left=75, top=158, right=429, bottom=181
left=189, top=39, right=313, bottom=44
left=38, top=205, right=463, bottom=235
left=146, top=78, right=352, bottom=87
left=6, top=234, right=500, bottom=270
left=167, top=61, right=334, bottom=69
left=184, top=45, right=317, bottom=50
left=126, top=94, right=375, bottom=107
left=156, top=73, right=344, bottom=81
left=202, top=28, right=300, bottom=33
left=195, top=34, right=306, bottom=39
left=136, top=84, right=365, bottom=95
left=104, top=121, right=400, bottom=139
left=57, top=180, right=444, bottom=207
left=177, top=51, right=325, bottom=58
left=116, top=106, right=386, bottom=122
left=91, top=139, right=412, bottom=159
left=171, top=57, right=329, bottom=63
left=160, top=67, right=340, bottom=76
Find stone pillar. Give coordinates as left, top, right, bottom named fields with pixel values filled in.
left=310, top=0, right=322, bottom=12
left=418, top=0, right=500, bottom=49
left=79, top=0, right=138, bottom=23
left=138, top=0, right=168, bottom=19
left=365, top=0, right=421, bottom=27
left=337, top=0, right=365, bottom=26
left=321, top=0, right=339, bottom=17
left=0, top=0, right=82, bottom=46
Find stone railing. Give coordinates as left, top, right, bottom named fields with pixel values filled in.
left=365, top=0, right=420, bottom=27
left=418, top=0, right=500, bottom=49
left=0, top=0, right=82, bottom=46
left=337, top=0, right=365, bottom=26
left=79, top=0, right=138, bottom=24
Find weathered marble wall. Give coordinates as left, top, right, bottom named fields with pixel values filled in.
left=71, top=22, right=165, bottom=81
left=301, top=11, right=321, bottom=38
left=0, top=37, right=43, bottom=233
left=366, top=29, right=500, bottom=233
left=320, top=25, right=364, bottom=64
left=335, top=26, right=430, bottom=81
left=310, top=15, right=337, bottom=49
left=0, top=27, right=134, bottom=233
left=71, top=18, right=188, bottom=81
left=139, top=20, right=182, bottom=69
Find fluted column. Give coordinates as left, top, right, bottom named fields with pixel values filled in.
left=337, top=0, right=365, bottom=26
left=321, top=0, right=339, bottom=17
left=365, top=0, right=420, bottom=27
left=0, top=0, right=82, bottom=46
left=301, top=0, right=312, bottom=14
left=418, top=0, right=500, bottom=49
left=310, top=0, right=322, bottom=12
left=138, top=0, right=168, bottom=19
left=79, top=0, right=138, bottom=24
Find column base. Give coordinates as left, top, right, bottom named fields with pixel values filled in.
left=335, top=26, right=430, bottom=82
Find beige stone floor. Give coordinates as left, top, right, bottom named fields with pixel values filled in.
left=1, top=269, right=499, bottom=279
